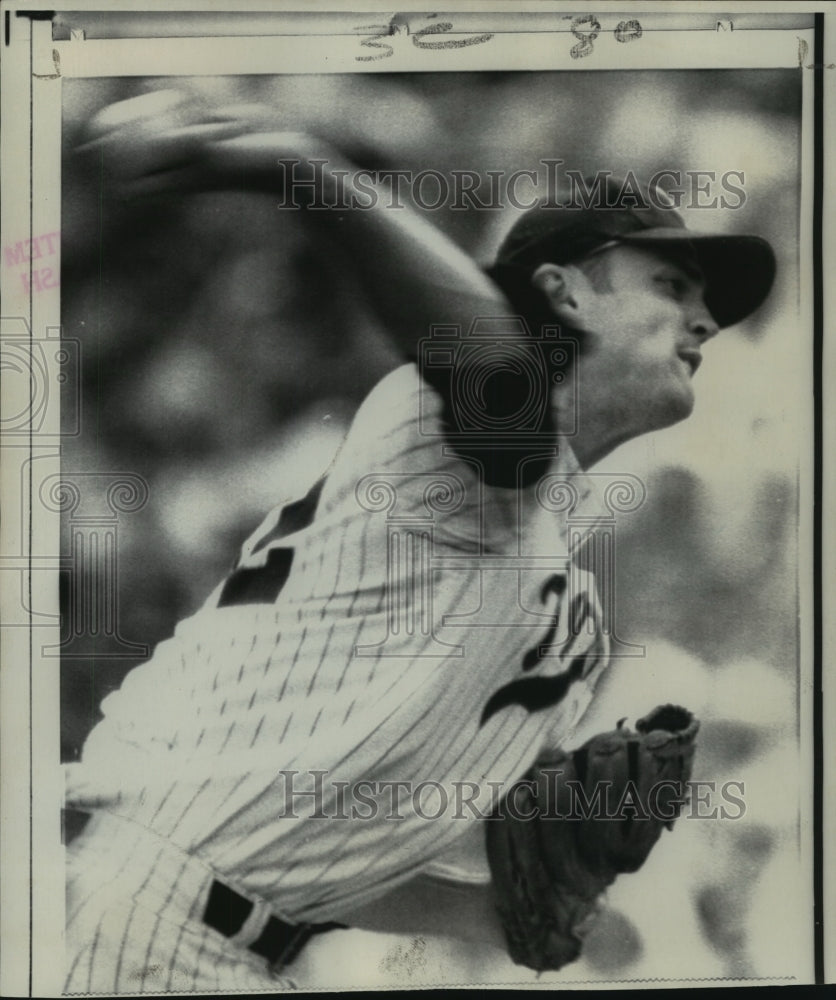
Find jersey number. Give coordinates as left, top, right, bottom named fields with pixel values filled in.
left=479, top=574, right=592, bottom=726
left=217, top=478, right=325, bottom=608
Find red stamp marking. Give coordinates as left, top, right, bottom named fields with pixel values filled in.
left=3, top=231, right=60, bottom=294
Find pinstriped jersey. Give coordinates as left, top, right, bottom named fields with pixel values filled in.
left=66, top=362, right=610, bottom=923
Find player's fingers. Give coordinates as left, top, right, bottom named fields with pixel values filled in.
left=77, top=123, right=257, bottom=196
left=211, top=102, right=278, bottom=127
left=211, top=130, right=335, bottom=162
left=86, top=93, right=275, bottom=148
left=76, top=120, right=246, bottom=157
left=86, top=89, right=200, bottom=138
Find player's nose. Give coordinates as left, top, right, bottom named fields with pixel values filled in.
left=687, top=300, right=720, bottom=343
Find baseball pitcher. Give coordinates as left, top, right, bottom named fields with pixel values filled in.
left=63, top=93, right=775, bottom=993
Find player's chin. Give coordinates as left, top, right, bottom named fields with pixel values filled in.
left=652, top=384, right=695, bottom=430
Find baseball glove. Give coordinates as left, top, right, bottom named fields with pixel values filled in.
left=486, top=704, right=699, bottom=972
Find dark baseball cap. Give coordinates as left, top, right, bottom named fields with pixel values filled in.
left=492, top=176, right=776, bottom=329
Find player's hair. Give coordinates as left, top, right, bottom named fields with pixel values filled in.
left=483, top=262, right=560, bottom=343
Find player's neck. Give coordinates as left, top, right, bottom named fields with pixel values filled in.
left=552, top=381, right=642, bottom=470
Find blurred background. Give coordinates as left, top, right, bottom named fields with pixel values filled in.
left=60, top=69, right=805, bottom=984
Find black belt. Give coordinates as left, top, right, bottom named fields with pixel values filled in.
left=203, top=878, right=344, bottom=969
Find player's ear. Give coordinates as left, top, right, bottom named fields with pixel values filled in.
left=531, top=263, right=584, bottom=324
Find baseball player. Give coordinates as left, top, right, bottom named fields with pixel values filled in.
left=63, top=94, right=775, bottom=993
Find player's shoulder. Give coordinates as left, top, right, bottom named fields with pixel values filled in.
left=353, top=362, right=441, bottom=426
left=316, top=361, right=475, bottom=519
left=334, top=362, right=445, bottom=469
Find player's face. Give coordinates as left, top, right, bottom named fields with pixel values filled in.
left=570, top=245, right=719, bottom=435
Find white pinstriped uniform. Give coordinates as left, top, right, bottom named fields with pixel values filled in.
left=64, top=362, right=610, bottom=993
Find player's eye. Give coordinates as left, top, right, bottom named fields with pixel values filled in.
left=654, top=274, right=687, bottom=300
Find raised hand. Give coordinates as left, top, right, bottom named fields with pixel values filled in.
left=78, top=89, right=342, bottom=200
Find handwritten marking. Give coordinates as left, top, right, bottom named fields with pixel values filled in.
left=570, top=14, right=601, bottom=60
left=412, top=22, right=494, bottom=50
left=354, top=15, right=493, bottom=62
left=379, top=936, right=428, bottom=978
left=354, top=23, right=394, bottom=62
left=614, top=19, right=642, bottom=43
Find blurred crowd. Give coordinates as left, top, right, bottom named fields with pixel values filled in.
left=60, top=69, right=803, bottom=983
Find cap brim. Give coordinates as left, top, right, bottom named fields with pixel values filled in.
left=620, top=229, right=776, bottom=328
